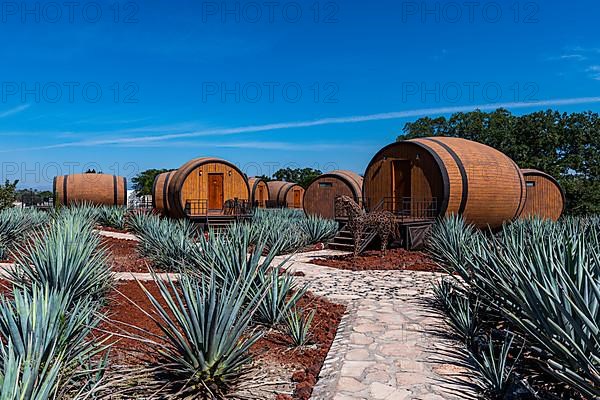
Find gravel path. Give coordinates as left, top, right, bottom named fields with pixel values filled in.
left=274, top=250, right=477, bottom=400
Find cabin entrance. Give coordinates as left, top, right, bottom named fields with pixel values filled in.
left=208, top=173, right=224, bottom=210
left=293, top=189, right=301, bottom=208
left=392, top=160, right=411, bottom=213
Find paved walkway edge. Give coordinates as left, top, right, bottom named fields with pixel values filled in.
left=311, top=301, right=358, bottom=400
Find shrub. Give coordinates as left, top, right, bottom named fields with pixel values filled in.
left=0, top=208, right=49, bottom=259
left=284, top=308, right=316, bottom=347
left=138, top=273, right=263, bottom=398
left=7, top=212, right=112, bottom=306
left=428, top=216, right=600, bottom=398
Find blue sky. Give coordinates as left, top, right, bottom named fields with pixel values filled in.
left=1, top=0, right=600, bottom=189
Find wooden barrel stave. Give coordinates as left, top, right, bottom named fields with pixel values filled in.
left=53, top=173, right=127, bottom=206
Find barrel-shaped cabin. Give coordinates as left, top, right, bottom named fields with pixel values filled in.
left=53, top=173, right=127, bottom=206
left=304, top=170, right=363, bottom=219
left=152, top=171, right=176, bottom=215
left=266, top=181, right=305, bottom=209
left=165, top=157, right=251, bottom=219
left=363, top=137, right=526, bottom=229
left=518, top=169, right=564, bottom=221
left=248, top=177, right=270, bottom=208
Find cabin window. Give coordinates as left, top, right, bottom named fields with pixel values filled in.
left=526, top=181, right=536, bottom=187
left=319, top=182, right=333, bottom=188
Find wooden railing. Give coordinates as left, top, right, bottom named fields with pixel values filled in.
left=338, top=197, right=438, bottom=222
left=184, top=199, right=252, bottom=217
left=376, top=197, right=438, bottom=221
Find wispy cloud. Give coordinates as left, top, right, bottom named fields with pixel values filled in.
left=548, top=54, right=587, bottom=62
left=5, top=97, right=600, bottom=153
left=560, top=54, right=587, bottom=61
left=586, top=65, right=600, bottom=80
left=0, top=104, right=30, bottom=118
left=116, top=140, right=372, bottom=151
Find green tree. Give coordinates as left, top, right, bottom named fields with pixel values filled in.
left=255, top=174, right=272, bottom=183
left=132, top=169, right=175, bottom=196
left=399, top=109, right=600, bottom=215
left=0, top=180, right=19, bottom=210
left=273, top=167, right=322, bottom=188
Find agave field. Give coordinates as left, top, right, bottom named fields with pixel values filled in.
left=428, top=216, right=599, bottom=399
left=0, top=206, right=343, bottom=399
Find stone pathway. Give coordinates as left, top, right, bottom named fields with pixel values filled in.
left=274, top=250, right=477, bottom=400
left=96, top=229, right=140, bottom=241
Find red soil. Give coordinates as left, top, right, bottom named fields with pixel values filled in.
left=99, top=280, right=345, bottom=399
left=251, top=292, right=345, bottom=399
left=312, top=248, right=441, bottom=272
left=101, top=237, right=156, bottom=273
left=0, top=279, right=12, bottom=295
left=99, top=280, right=167, bottom=365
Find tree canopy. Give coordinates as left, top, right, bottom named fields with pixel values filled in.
left=398, top=108, right=600, bottom=215
left=273, top=167, right=322, bottom=189
left=0, top=180, right=19, bottom=210
left=132, top=169, right=175, bottom=196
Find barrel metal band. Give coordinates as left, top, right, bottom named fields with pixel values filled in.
left=423, top=138, right=469, bottom=215
left=63, top=175, right=68, bottom=205
left=113, top=175, right=118, bottom=205
left=163, top=172, right=171, bottom=210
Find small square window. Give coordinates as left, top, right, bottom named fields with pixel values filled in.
left=319, top=182, right=333, bottom=188
left=526, top=181, right=536, bottom=187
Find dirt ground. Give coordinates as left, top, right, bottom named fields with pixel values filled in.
left=100, top=280, right=344, bottom=399
left=311, top=248, right=441, bottom=272
left=101, top=236, right=156, bottom=273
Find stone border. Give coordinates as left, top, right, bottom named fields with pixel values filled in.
left=310, top=301, right=358, bottom=399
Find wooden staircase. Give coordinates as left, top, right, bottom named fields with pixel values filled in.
left=328, top=223, right=378, bottom=253
left=206, top=215, right=236, bottom=234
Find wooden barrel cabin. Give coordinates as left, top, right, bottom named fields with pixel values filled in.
left=53, top=173, right=127, bottom=206
left=518, top=169, right=565, bottom=221
left=266, top=181, right=305, bottom=209
left=166, top=157, right=250, bottom=219
left=248, top=177, right=270, bottom=208
left=152, top=171, right=176, bottom=215
left=303, top=170, right=363, bottom=219
left=363, top=137, right=526, bottom=229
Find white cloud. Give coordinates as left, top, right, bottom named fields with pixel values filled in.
left=0, top=104, right=30, bottom=118
left=4, top=96, right=600, bottom=153
left=557, top=54, right=586, bottom=61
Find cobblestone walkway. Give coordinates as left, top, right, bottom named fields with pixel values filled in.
left=275, top=251, right=476, bottom=400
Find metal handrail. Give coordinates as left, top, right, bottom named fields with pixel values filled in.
left=364, top=197, right=438, bottom=221
left=185, top=198, right=253, bottom=217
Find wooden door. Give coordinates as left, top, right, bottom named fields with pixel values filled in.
left=392, top=160, right=411, bottom=214
left=208, top=173, right=224, bottom=210
left=293, top=189, right=301, bottom=208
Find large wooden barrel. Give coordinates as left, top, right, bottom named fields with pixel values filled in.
left=267, top=181, right=305, bottom=208
left=53, top=173, right=127, bottom=206
left=363, top=137, right=526, bottom=229
left=304, top=170, right=363, bottom=218
left=152, top=171, right=175, bottom=215
left=248, top=177, right=270, bottom=208
left=519, top=169, right=565, bottom=221
left=167, top=157, right=250, bottom=218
